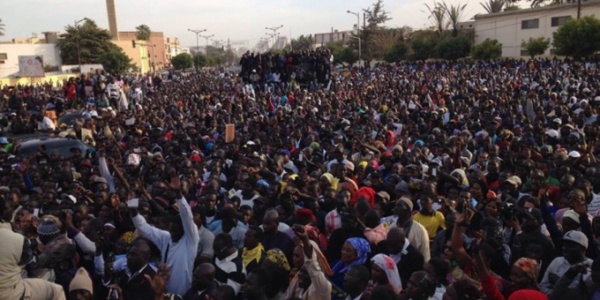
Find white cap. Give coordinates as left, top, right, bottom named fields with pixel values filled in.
left=568, top=151, right=581, bottom=158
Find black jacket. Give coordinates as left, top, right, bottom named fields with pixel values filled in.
left=114, top=265, right=157, bottom=300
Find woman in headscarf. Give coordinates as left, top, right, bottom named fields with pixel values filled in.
left=262, top=249, right=291, bottom=300
left=476, top=246, right=543, bottom=300
left=329, top=237, right=371, bottom=290
left=365, top=254, right=402, bottom=297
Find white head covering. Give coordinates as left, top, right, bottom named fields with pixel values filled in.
left=371, top=254, right=402, bottom=294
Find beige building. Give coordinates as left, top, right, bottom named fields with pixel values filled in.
left=118, top=32, right=166, bottom=71
left=474, top=0, right=600, bottom=58
left=112, top=40, right=150, bottom=74
left=164, top=37, right=182, bottom=67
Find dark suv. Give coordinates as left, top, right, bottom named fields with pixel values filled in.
left=16, top=137, right=90, bottom=158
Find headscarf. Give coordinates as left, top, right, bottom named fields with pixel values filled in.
left=371, top=254, right=402, bottom=294
left=242, top=243, right=265, bottom=268
left=450, top=168, right=469, bottom=187
left=321, top=173, right=339, bottom=190
left=351, top=186, right=376, bottom=207
left=266, top=249, right=290, bottom=271
left=513, top=257, right=540, bottom=283
left=331, top=237, right=371, bottom=274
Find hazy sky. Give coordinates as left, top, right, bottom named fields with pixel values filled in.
left=2, top=0, right=490, bottom=48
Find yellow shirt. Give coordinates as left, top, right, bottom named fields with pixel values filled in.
left=413, top=211, right=446, bottom=239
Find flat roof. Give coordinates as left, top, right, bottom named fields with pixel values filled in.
left=475, top=0, right=600, bottom=20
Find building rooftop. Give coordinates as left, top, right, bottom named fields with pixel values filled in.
left=475, top=0, right=600, bottom=20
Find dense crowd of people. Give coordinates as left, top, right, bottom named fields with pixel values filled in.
left=1, top=54, right=600, bottom=300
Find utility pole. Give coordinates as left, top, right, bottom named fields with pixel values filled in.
left=188, top=28, right=207, bottom=71
left=265, top=25, right=284, bottom=50
left=148, top=44, right=156, bottom=73
left=200, top=34, right=214, bottom=49
left=346, top=10, right=361, bottom=68
left=577, top=0, right=582, bottom=19
left=75, top=19, right=85, bottom=73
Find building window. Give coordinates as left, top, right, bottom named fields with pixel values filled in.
left=521, top=19, right=539, bottom=29
left=0, top=53, right=7, bottom=60
left=520, top=49, right=530, bottom=56
left=551, top=16, right=571, bottom=27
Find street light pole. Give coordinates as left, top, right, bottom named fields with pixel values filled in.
left=346, top=10, right=361, bottom=68
left=74, top=18, right=85, bottom=73
left=200, top=34, right=214, bottom=48
left=265, top=25, right=284, bottom=49
left=149, top=44, right=156, bottom=73
left=188, top=28, right=207, bottom=71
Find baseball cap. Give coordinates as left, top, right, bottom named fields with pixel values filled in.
left=563, top=230, right=588, bottom=249
left=568, top=151, right=581, bottom=158
left=505, top=176, right=522, bottom=186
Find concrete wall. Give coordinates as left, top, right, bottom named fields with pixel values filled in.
left=475, top=0, right=600, bottom=58
left=112, top=40, right=150, bottom=74
left=0, top=43, right=62, bottom=78
left=118, top=32, right=166, bottom=70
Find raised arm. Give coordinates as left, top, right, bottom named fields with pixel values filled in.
left=130, top=208, right=171, bottom=251
left=177, top=196, right=199, bottom=244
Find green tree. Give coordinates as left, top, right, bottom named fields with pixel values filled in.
left=0, top=18, right=5, bottom=36
left=336, top=47, right=358, bottom=65
left=135, top=24, right=151, bottom=41
left=291, top=35, right=313, bottom=51
left=193, top=53, right=208, bottom=68
left=552, top=16, right=600, bottom=59
left=57, top=18, right=114, bottom=65
left=436, top=35, right=472, bottom=60
left=384, top=42, right=408, bottom=62
left=471, top=38, right=503, bottom=59
left=442, top=1, right=467, bottom=37
left=348, top=0, right=392, bottom=61
left=98, top=46, right=132, bottom=75
left=171, top=53, right=194, bottom=70
left=480, top=0, right=505, bottom=13
left=410, top=36, right=438, bottom=60
left=521, top=37, right=550, bottom=58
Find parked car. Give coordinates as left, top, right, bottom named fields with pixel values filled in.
left=57, top=109, right=84, bottom=126
left=15, top=137, right=90, bottom=158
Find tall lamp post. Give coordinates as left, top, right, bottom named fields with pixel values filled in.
left=188, top=28, right=207, bottom=71
left=148, top=44, right=156, bottom=73
left=265, top=25, right=283, bottom=49
left=200, top=34, right=214, bottom=48
left=346, top=10, right=361, bottom=68
left=74, top=18, right=86, bottom=73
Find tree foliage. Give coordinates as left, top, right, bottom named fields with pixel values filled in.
left=348, top=0, right=392, bottom=61
left=171, top=53, right=194, bottom=70
left=471, top=38, right=503, bottom=59
left=290, top=35, right=313, bottom=51
left=370, top=27, right=411, bottom=59
left=57, top=18, right=115, bottom=65
left=521, top=37, right=550, bottom=58
left=135, top=24, right=151, bottom=41
left=552, top=16, right=600, bottom=59
left=480, top=0, right=505, bottom=13
left=384, top=42, right=408, bottom=62
left=436, top=36, right=472, bottom=60
left=410, top=36, right=439, bottom=60
left=442, top=2, right=467, bottom=37
left=423, top=1, right=447, bottom=36
left=193, top=53, right=208, bottom=68
left=337, top=47, right=359, bottom=65
left=98, top=46, right=132, bottom=75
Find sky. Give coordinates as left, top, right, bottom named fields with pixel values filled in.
left=2, top=0, right=493, bottom=48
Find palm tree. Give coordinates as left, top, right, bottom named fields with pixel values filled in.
left=135, top=24, right=151, bottom=41
left=480, top=0, right=505, bottom=13
left=424, top=2, right=447, bottom=36
left=0, top=18, right=5, bottom=36
left=442, top=1, right=467, bottom=37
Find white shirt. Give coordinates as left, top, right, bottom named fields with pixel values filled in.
left=539, top=256, right=593, bottom=295
left=587, top=192, right=600, bottom=216
left=37, top=117, right=56, bottom=131
left=390, top=238, right=410, bottom=264
left=132, top=197, right=199, bottom=295
left=197, top=225, right=215, bottom=259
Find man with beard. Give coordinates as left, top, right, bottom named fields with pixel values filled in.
left=182, top=263, right=218, bottom=300
left=540, top=230, right=594, bottom=299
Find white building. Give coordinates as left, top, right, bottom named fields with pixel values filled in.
left=474, top=0, right=600, bottom=58
left=313, top=30, right=353, bottom=48
left=0, top=43, right=62, bottom=78
left=164, top=36, right=182, bottom=66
